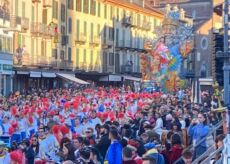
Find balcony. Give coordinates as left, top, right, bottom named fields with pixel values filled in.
left=52, top=60, right=74, bottom=69
left=31, top=22, right=43, bottom=35
left=103, top=65, right=114, bottom=73
left=87, top=64, right=94, bottom=71
left=137, top=21, right=142, bottom=29
left=116, top=40, right=132, bottom=50
left=43, top=0, right=52, bottom=7
left=79, top=62, right=87, bottom=70
left=142, top=22, right=152, bottom=31
left=53, top=33, right=61, bottom=43
left=75, top=33, right=87, bottom=45
left=102, top=39, right=113, bottom=49
left=13, top=53, right=54, bottom=68
left=32, top=0, right=41, bottom=3
left=116, top=40, right=124, bottom=49
left=21, top=17, right=29, bottom=31
left=121, top=65, right=133, bottom=74
left=131, top=18, right=137, bottom=28
left=89, top=36, right=100, bottom=47
left=122, top=16, right=132, bottom=27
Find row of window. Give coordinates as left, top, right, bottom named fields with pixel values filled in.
left=69, top=19, right=148, bottom=45
left=54, top=48, right=100, bottom=66
left=53, top=0, right=159, bottom=25
left=0, top=36, right=12, bottom=54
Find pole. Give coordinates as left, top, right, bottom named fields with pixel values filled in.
left=223, top=0, right=230, bottom=163
left=223, top=0, right=229, bottom=106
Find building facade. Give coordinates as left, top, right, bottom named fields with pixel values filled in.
left=0, top=0, right=14, bottom=96
left=67, top=0, right=163, bottom=82
left=9, top=0, right=163, bottom=91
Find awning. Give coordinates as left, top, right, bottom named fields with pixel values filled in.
left=99, top=76, right=109, bottom=82
left=30, top=71, right=41, bottom=78
left=123, top=76, right=141, bottom=82
left=57, top=73, right=89, bottom=85
left=17, top=71, right=29, bottom=75
left=99, top=75, right=122, bottom=82
left=42, top=72, right=56, bottom=78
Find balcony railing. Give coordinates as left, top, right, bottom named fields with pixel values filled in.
left=43, top=0, right=52, bottom=7
left=89, top=36, right=100, bottom=47
left=31, top=22, right=43, bottom=35
left=94, top=64, right=102, bottom=72
left=131, top=18, right=137, bottom=27
left=52, top=60, right=73, bottom=69
left=21, top=17, right=29, bottom=30
left=121, top=65, right=133, bottom=73
left=13, top=53, right=54, bottom=67
left=79, top=62, right=87, bottom=70
left=75, top=33, right=87, bottom=45
left=116, top=40, right=125, bottom=48
left=102, top=39, right=113, bottom=49
left=32, top=0, right=41, bottom=3
left=31, top=22, right=54, bottom=38
left=142, top=21, right=151, bottom=31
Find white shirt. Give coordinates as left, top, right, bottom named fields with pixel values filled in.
left=74, top=125, right=84, bottom=134
left=154, top=118, right=163, bottom=136
left=39, top=134, right=60, bottom=161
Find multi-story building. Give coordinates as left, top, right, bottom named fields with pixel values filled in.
left=10, top=0, right=163, bottom=91
left=0, top=0, right=14, bottom=96
left=67, top=0, right=163, bottom=83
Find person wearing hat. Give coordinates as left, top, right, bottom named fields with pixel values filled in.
left=127, top=139, right=142, bottom=164
left=0, top=141, right=10, bottom=163
left=95, top=124, right=110, bottom=160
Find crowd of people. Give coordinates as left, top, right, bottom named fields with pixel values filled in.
left=0, top=86, right=225, bottom=164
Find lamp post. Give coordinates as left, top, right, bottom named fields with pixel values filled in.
left=221, top=0, right=230, bottom=163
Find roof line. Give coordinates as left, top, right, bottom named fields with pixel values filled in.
left=98, top=0, right=164, bottom=18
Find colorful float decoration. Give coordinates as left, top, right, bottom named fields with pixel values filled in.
left=142, top=4, right=194, bottom=92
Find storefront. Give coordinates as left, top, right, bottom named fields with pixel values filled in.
left=0, top=54, right=13, bottom=96
left=122, top=75, right=141, bottom=92
left=99, top=75, right=122, bottom=86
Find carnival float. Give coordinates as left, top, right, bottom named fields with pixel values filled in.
left=142, top=5, right=194, bottom=92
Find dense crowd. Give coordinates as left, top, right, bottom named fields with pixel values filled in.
left=0, top=86, right=225, bottom=164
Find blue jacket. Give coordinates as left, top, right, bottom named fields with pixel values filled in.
left=188, top=123, right=209, bottom=147
left=106, top=140, right=122, bottom=164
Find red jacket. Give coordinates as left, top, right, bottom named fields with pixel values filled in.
left=133, top=155, right=142, bottom=164
left=167, top=144, right=183, bottom=164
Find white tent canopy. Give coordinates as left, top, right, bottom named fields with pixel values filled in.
left=123, top=75, right=141, bottom=82
left=56, top=73, right=90, bottom=85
